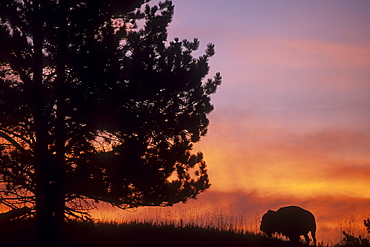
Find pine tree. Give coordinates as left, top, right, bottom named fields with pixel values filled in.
left=0, top=0, right=221, bottom=243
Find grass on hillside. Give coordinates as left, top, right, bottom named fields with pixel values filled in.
left=0, top=218, right=303, bottom=246
left=0, top=217, right=369, bottom=246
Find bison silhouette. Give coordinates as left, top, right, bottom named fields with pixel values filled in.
left=260, top=205, right=316, bottom=244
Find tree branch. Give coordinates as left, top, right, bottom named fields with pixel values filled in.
left=0, top=127, right=33, bottom=152
left=0, top=130, right=26, bottom=153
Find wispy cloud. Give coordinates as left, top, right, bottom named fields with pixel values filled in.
left=239, top=37, right=370, bottom=70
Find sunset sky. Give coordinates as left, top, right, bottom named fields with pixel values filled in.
left=95, top=0, right=370, bottom=242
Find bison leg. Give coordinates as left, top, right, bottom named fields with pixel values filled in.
left=311, top=231, right=317, bottom=245
left=303, top=233, right=310, bottom=244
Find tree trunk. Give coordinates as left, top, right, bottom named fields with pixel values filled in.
left=32, top=0, right=60, bottom=244
left=53, top=0, right=70, bottom=242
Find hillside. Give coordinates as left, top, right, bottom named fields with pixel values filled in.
left=2, top=219, right=368, bottom=246
left=0, top=219, right=299, bottom=246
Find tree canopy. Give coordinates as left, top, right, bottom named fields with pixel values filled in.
left=0, top=0, right=221, bottom=228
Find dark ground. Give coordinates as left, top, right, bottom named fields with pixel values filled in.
left=0, top=219, right=319, bottom=247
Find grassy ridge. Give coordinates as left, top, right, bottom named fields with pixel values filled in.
left=0, top=219, right=293, bottom=246
left=1, top=218, right=368, bottom=246
left=68, top=221, right=290, bottom=246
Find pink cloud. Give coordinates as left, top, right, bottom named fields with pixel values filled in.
left=210, top=36, right=370, bottom=94
left=248, top=37, right=370, bottom=69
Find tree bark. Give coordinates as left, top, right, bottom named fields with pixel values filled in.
left=32, top=0, right=56, bottom=243
left=53, top=0, right=70, bottom=243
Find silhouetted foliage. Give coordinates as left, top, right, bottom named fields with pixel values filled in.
left=0, top=0, right=221, bottom=242
left=335, top=231, right=370, bottom=247
left=365, top=219, right=370, bottom=233
left=333, top=219, right=370, bottom=247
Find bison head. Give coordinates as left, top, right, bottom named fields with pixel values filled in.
left=260, top=210, right=277, bottom=237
